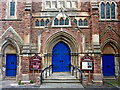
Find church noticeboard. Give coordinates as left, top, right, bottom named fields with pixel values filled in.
left=81, top=54, right=93, bottom=70
left=30, top=54, right=42, bottom=70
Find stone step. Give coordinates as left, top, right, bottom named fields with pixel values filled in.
left=43, top=79, right=81, bottom=83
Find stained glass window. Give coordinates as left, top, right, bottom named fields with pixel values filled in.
left=106, top=2, right=110, bottom=19
left=40, top=19, right=44, bottom=26
left=65, top=18, right=69, bottom=25
left=54, top=18, right=58, bottom=25
left=79, top=19, right=82, bottom=26
left=60, top=18, right=64, bottom=25
left=45, top=19, right=49, bottom=25
left=84, top=19, right=88, bottom=26
left=35, top=19, right=39, bottom=26
left=73, top=19, right=77, bottom=26
left=10, top=1, right=15, bottom=16
left=101, top=2, right=105, bottom=19
left=111, top=2, right=115, bottom=19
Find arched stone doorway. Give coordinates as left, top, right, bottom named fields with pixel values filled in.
left=0, top=38, right=20, bottom=80
left=102, top=41, right=119, bottom=77
left=42, top=31, right=80, bottom=70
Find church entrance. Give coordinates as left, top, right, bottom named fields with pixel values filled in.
left=52, top=42, right=71, bottom=72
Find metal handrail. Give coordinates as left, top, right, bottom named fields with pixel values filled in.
left=40, top=64, right=53, bottom=84
left=70, top=64, right=83, bottom=84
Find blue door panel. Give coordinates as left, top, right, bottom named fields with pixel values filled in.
left=52, top=42, right=71, bottom=72
left=6, top=55, right=17, bottom=76
left=102, top=55, right=115, bottom=76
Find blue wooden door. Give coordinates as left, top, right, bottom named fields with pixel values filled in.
left=52, top=42, right=71, bottom=72
left=6, top=54, right=17, bottom=76
left=102, top=55, right=115, bottom=76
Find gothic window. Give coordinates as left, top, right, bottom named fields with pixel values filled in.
left=54, top=18, right=58, bottom=25
left=46, top=1, right=51, bottom=8
left=84, top=19, right=88, bottom=26
left=101, top=2, right=105, bottom=19
left=10, top=0, right=15, bottom=16
left=35, top=19, right=39, bottom=26
left=65, top=18, right=69, bottom=25
left=60, top=18, right=64, bottom=25
left=73, top=19, right=77, bottom=26
left=40, top=19, right=44, bottom=26
left=79, top=19, right=82, bottom=26
left=111, top=2, right=115, bottom=19
left=106, top=2, right=110, bottom=19
left=45, top=19, right=49, bottom=25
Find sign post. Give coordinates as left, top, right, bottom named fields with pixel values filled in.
left=30, top=54, right=42, bottom=81
left=81, top=54, right=93, bottom=83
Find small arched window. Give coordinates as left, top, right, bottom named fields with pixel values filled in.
left=45, top=19, right=49, bottom=25
left=101, top=2, right=105, bottom=19
left=111, top=2, right=115, bottom=19
left=84, top=19, right=88, bottom=26
left=73, top=19, right=77, bottom=26
left=65, top=18, right=69, bottom=25
left=106, top=2, right=110, bottom=19
left=60, top=18, right=64, bottom=25
left=10, top=0, right=15, bottom=16
left=79, top=19, right=82, bottom=26
left=35, top=19, right=39, bottom=26
left=40, top=19, right=44, bottom=26
left=54, top=18, right=58, bottom=25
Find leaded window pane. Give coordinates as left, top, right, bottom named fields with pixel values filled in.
left=101, top=2, right=105, bottom=19
left=45, top=19, right=49, bottom=25
left=106, top=2, right=110, bottom=19
left=35, top=20, right=39, bottom=26
left=40, top=19, right=44, bottom=26
left=60, top=18, right=64, bottom=25
left=73, top=19, right=77, bottom=26
left=79, top=19, right=82, bottom=26
left=65, top=18, right=69, bottom=25
left=111, top=2, right=115, bottom=19
left=84, top=19, right=88, bottom=26
left=54, top=18, right=58, bottom=25
left=10, top=1, right=15, bottom=16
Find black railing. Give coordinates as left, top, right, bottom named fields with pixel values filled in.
left=70, top=64, right=83, bottom=84
left=40, top=65, right=53, bottom=84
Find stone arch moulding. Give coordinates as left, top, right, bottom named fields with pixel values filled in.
left=0, top=37, right=21, bottom=80
left=43, top=31, right=80, bottom=54
left=101, top=38, right=119, bottom=54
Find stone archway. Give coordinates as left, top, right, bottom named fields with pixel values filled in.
left=102, top=40, right=119, bottom=77
left=42, top=31, right=80, bottom=68
left=0, top=37, right=20, bottom=80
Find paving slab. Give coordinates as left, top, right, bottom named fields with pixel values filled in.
left=40, top=83, right=84, bottom=88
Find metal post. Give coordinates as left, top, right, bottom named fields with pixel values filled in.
left=38, top=70, right=39, bottom=77
left=76, top=71, right=77, bottom=78
left=46, top=69, right=47, bottom=78
left=33, top=70, right=34, bottom=80
left=49, top=66, right=50, bottom=76
left=89, top=71, right=90, bottom=81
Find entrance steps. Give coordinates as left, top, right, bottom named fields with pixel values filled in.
left=43, top=73, right=81, bottom=83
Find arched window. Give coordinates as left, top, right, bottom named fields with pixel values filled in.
left=73, top=19, right=77, bottom=26
left=111, top=2, right=115, bottom=19
left=10, top=0, right=15, bottom=16
left=40, top=19, right=44, bottom=26
left=35, top=19, right=39, bottom=26
left=60, top=18, right=64, bottom=25
left=45, top=19, right=49, bottom=25
left=65, top=18, right=69, bottom=25
left=106, top=2, right=110, bottom=19
left=101, top=2, right=105, bottom=19
left=54, top=18, right=58, bottom=25
left=84, top=19, right=88, bottom=26
left=79, top=19, right=82, bottom=26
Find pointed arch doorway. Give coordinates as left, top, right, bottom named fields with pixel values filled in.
left=52, top=42, right=71, bottom=72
